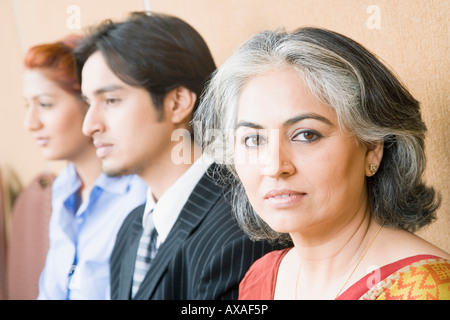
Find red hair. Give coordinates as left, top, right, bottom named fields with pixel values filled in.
left=24, top=34, right=83, bottom=96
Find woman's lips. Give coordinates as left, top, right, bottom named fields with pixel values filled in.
left=264, top=189, right=306, bottom=208
left=36, top=137, right=49, bottom=147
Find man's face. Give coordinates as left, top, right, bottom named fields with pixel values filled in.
left=81, top=51, right=173, bottom=178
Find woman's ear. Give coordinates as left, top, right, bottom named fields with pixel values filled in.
left=365, top=140, right=384, bottom=176
left=163, top=86, right=197, bottom=125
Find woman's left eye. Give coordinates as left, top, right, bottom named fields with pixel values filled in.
left=292, top=130, right=322, bottom=142
left=39, top=101, right=53, bottom=108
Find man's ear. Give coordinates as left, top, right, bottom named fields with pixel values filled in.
left=365, top=140, right=384, bottom=176
left=163, top=86, right=197, bottom=125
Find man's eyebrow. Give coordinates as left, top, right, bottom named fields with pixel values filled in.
left=82, top=85, right=124, bottom=103
left=236, top=113, right=333, bottom=130
left=93, top=85, right=124, bottom=95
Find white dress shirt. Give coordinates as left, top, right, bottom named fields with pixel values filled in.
left=141, top=154, right=214, bottom=248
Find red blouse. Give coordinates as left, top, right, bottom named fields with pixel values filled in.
left=238, top=248, right=443, bottom=300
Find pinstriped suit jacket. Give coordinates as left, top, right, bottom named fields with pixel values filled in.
left=110, top=164, right=282, bottom=300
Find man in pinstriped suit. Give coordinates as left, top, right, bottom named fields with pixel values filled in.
left=76, top=12, right=282, bottom=300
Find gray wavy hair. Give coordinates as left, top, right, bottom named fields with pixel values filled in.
left=193, top=27, right=441, bottom=244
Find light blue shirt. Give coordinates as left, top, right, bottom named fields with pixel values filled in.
left=37, top=163, right=147, bottom=300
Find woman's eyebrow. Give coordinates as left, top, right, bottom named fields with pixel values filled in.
left=282, top=113, right=333, bottom=126
left=236, top=113, right=333, bottom=130
left=235, top=121, right=264, bottom=130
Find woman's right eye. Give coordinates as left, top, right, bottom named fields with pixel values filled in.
left=243, top=134, right=267, bottom=148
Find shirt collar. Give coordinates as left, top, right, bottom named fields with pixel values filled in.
left=53, top=163, right=138, bottom=206
left=52, top=163, right=81, bottom=200
left=142, top=153, right=214, bottom=245
left=95, top=173, right=135, bottom=194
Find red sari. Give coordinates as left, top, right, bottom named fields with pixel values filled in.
left=238, top=248, right=450, bottom=300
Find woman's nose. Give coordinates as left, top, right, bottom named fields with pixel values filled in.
left=259, top=131, right=295, bottom=178
left=23, top=106, right=43, bottom=131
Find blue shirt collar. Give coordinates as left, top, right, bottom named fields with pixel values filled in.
left=53, top=163, right=133, bottom=201
left=52, top=163, right=81, bottom=201
left=95, top=173, right=133, bottom=194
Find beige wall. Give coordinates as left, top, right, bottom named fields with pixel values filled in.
left=0, top=0, right=448, bottom=251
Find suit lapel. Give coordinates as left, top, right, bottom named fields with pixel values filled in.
left=133, top=164, right=224, bottom=299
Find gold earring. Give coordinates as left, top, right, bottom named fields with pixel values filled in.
left=369, top=164, right=377, bottom=175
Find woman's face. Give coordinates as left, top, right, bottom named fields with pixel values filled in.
left=234, top=69, right=378, bottom=238
left=23, top=69, right=93, bottom=161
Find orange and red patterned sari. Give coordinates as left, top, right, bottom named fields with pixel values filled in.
left=239, top=249, right=450, bottom=300
left=337, top=255, right=450, bottom=300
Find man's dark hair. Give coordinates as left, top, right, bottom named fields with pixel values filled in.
left=75, top=12, right=216, bottom=114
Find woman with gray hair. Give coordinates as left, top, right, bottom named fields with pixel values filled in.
left=194, top=27, right=449, bottom=299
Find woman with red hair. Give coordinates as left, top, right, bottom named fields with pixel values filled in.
left=22, top=35, right=147, bottom=299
